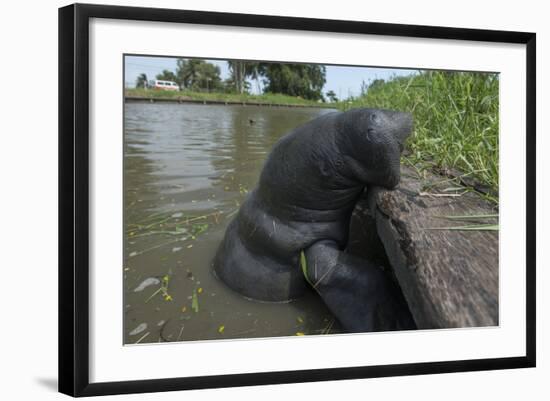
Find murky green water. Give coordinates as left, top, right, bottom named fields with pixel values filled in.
left=124, top=102, right=341, bottom=344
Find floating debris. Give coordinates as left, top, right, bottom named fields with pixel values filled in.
left=171, top=212, right=183, bottom=218
left=135, top=332, right=150, bottom=344
left=190, top=223, right=209, bottom=239
left=129, top=323, right=147, bottom=336
left=172, top=247, right=182, bottom=253
left=145, top=275, right=173, bottom=302
left=133, top=277, right=160, bottom=292
left=225, top=208, right=239, bottom=219
left=218, top=325, right=225, bottom=333
left=191, top=290, right=199, bottom=313
left=162, top=275, right=173, bottom=301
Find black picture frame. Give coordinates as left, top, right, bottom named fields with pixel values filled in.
left=58, top=3, right=536, bottom=397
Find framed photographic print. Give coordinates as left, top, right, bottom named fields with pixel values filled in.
left=58, top=3, right=536, bottom=397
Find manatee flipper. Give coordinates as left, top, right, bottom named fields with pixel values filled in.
left=213, top=217, right=306, bottom=302
left=304, top=240, right=416, bottom=332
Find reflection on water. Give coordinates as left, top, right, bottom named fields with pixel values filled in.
left=124, top=103, right=339, bottom=344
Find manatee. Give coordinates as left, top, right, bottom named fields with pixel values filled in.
left=213, top=108, right=413, bottom=302
left=304, top=240, right=416, bottom=332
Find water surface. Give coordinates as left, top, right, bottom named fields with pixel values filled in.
left=124, top=102, right=340, bottom=344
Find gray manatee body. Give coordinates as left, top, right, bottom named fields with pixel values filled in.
left=213, top=108, right=413, bottom=302
left=304, top=240, right=416, bottom=332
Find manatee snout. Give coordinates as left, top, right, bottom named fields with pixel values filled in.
left=384, top=110, right=413, bottom=151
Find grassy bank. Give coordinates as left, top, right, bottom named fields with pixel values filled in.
left=125, top=88, right=333, bottom=108
left=341, top=71, right=499, bottom=196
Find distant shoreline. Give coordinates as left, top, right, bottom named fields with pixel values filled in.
left=124, top=95, right=333, bottom=108
left=124, top=89, right=336, bottom=109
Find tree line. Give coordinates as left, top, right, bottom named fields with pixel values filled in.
left=135, top=59, right=328, bottom=101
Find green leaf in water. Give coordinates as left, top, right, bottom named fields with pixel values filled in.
left=191, top=290, right=199, bottom=313
left=191, top=223, right=209, bottom=237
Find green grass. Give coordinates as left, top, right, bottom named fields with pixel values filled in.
left=126, top=88, right=332, bottom=108
left=340, top=71, right=499, bottom=194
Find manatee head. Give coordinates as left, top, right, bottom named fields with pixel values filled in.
left=337, top=108, right=413, bottom=189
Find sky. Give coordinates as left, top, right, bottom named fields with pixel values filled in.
left=124, top=55, right=416, bottom=99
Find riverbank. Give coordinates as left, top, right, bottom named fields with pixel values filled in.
left=125, top=88, right=335, bottom=108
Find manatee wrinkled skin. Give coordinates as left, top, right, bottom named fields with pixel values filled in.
left=213, top=108, right=413, bottom=302
left=304, top=240, right=416, bottom=332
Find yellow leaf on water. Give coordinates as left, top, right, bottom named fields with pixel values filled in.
left=297, top=316, right=304, bottom=323
left=296, top=332, right=305, bottom=336
left=181, top=306, right=187, bottom=313
left=198, top=287, right=203, bottom=294
left=218, top=325, right=225, bottom=333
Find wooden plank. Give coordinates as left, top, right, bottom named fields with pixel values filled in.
left=354, top=166, right=499, bottom=329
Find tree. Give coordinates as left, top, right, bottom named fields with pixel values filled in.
left=228, top=61, right=246, bottom=94
left=155, top=69, right=177, bottom=82
left=258, top=63, right=326, bottom=101
left=227, top=61, right=261, bottom=94
left=326, top=90, right=338, bottom=103
left=135, top=73, right=148, bottom=88
left=176, top=59, right=222, bottom=91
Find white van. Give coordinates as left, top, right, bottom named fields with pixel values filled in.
left=153, top=80, right=180, bottom=91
